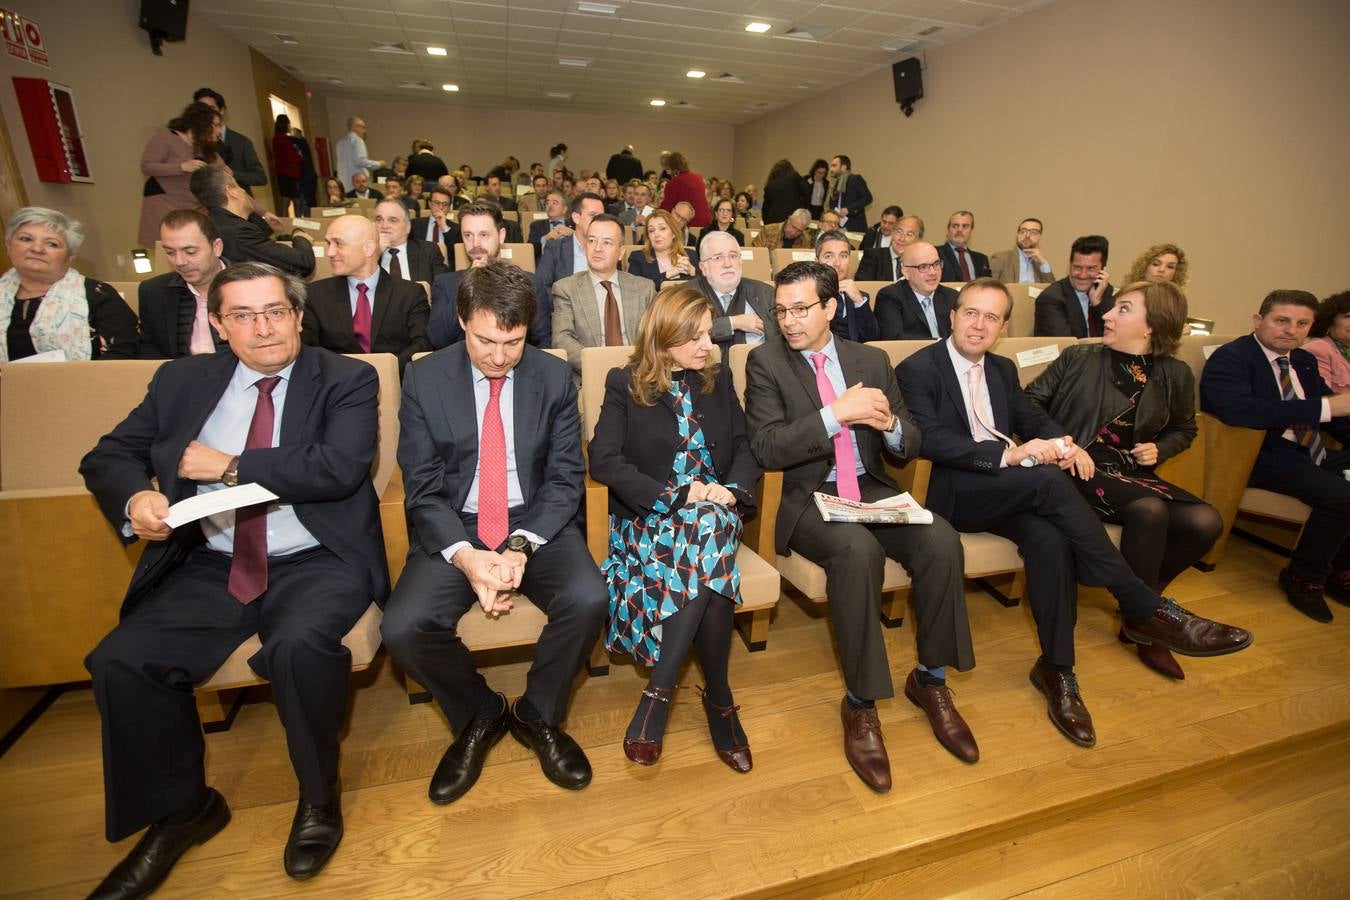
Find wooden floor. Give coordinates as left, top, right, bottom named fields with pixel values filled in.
left=3, top=538, right=1349, bottom=899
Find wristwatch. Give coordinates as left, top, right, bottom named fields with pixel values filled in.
left=221, top=455, right=241, bottom=487
left=505, top=534, right=536, bottom=559
left=886, top=414, right=901, bottom=434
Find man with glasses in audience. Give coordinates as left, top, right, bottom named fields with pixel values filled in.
left=373, top=199, right=448, bottom=290
left=816, top=228, right=880, bottom=343
left=528, top=189, right=571, bottom=258
left=1033, top=234, right=1114, bottom=337
left=694, top=229, right=777, bottom=356
left=856, top=214, right=922, bottom=282
left=744, top=261, right=978, bottom=789
left=990, top=218, right=1056, bottom=284
left=875, top=241, right=956, bottom=340
left=937, top=210, right=991, bottom=283
left=81, top=262, right=388, bottom=892
left=412, top=186, right=461, bottom=258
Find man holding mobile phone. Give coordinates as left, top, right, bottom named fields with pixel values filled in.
left=1033, top=234, right=1114, bottom=337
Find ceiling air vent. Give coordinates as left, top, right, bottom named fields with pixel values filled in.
left=370, top=40, right=414, bottom=54
left=397, top=80, right=430, bottom=89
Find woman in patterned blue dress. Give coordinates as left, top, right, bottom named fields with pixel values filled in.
left=589, top=285, right=763, bottom=771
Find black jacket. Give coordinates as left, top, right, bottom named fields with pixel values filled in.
left=761, top=172, right=810, bottom=225
left=136, top=271, right=227, bottom=359
left=605, top=150, right=643, bottom=184
left=405, top=151, right=449, bottom=183
left=206, top=206, right=315, bottom=278
left=1034, top=277, right=1116, bottom=338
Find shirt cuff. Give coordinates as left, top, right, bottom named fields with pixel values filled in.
left=440, top=541, right=470, bottom=566
left=512, top=528, right=548, bottom=548
left=121, top=498, right=135, bottom=539
left=883, top=420, right=904, bottom=453
left=1321, top=398, right=1332, bottom=423
left=820, top=406, right=842, bottom=438
left=853, top=293, right=869, bottom=308
left=999, top=448, right=1011, bottom=469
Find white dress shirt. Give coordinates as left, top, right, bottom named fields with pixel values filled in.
left=1256, top=338, right=1333, bottom=441
left=383, top=242, right=409, bottom=279
left=945, top=338, right=1011, bottom=467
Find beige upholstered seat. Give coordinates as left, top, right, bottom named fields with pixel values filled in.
left=454, top=242, right=536, bottom=272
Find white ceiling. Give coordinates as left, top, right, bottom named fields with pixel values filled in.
left=197, top=0, right=1054, bottom=125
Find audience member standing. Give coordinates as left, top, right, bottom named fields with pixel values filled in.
left=805, top=159, right=830, bottom=221
left=761, top=159, right=810, bottom=225
left=336, top=116, right=384, bottom=190
left=605, top=145, right=643, bottom=183
left=291, top=127, right=318, bottom=213
left=192, top=87, right=266, bottom=195
left=139, top=101, right=221, bottom=248
left=659, top=152, right=712, bottom=227
left=405, top=139, right=449, bottom=183
left=271, top=114, right=305, bottom=216
left=828, top=155, right=873, bottom=231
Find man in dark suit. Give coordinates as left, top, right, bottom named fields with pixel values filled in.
left=373, top=199, right=448, bottom=290
left=192, top=88, right=266, bottom=195
left=605, top=145, right=643, bottom=184
left=815, top=228, right=879, bottom=343
left=80, top=262, right=388, bottom=892
left=191, top=167, right=315, bottom=279
left=744, top=261, right=978, bottom=788
left=412, top=186, right=462, bottom=258
left=855, top=244, right=899, bottom=282
left=1201, top=290, right=1350, bottom=620
left=405, top=140, right=449, bottom=183
left=827, top=154, right=873, bottom=231
left=482, top=174, right=518, bottom=211
left=898, top=278, right=1252, bottom=748
left=937, top=211, right=992, bottom=282
left=534, top=192, right=606, bottom=320
left=1033, top=234, right=1115, bottom=337
left=302, top=215, right=430, bottom=372
left=382, top=261, right=606, bottom=806
left=695, top=230, right=777, bottom=354
left=875, top=242, right=956, bottom=341
left=527, top=190, right=570, bottom=258
left=139, top=209, right=229, bottom=359
left=858, top=205, right=902, bottom=251
left=345, top=172, right=384, bottom=201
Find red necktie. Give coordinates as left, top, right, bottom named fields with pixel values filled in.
left=432, top=221, right=441, bottom=243
left=1087, top=299, right=1102, bottom=337
left=477, top=376, right=509, bottom=550
left=956, top=247, right=974, bottom=281
left=811, top=352, right=861, bottom=501
left=228, top=375, right=281, bottom=604
left=353, top=283, right=372, bottom=352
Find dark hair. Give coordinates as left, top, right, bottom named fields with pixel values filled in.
left=458, top=201, right=504, bottom=229
left=666, top=151, right=689, bottom=173
left=588, top=212, right=623, bottom=238
left=767, top=159, right=798, bottom=183
left=428, top=185, right=453, bottom=202
left=412, top=139, right=434, bottom=152
left=881, top=205, right=903, bottom=219
left=569, top=191, right=604, bottom=220
left=1311, top=291, right=1350, bottom=338
left=1258, top=289, right=1319, bottom=317
left=167, top=102, right=220, bottom=160
left=734, top=191, right=753, bottom=210
left=808, top=158, right=828, bottom=177
left=1070, top=234, right=1110, bottom=265
left=813, top=228, right=851, bottom=254
left=1020, top=217, right=1044, bottom=230
left=549, top=143, right=568, bottom=157
left=160, top=208, right=220, bottom=244
left=954, top=277, right=1014, bottom=321
left=384, top=175, right=403, bottom=188
left=775, top=260, right=837, bottom=303
left=274, top=114, right=290, bottom=134
left=832, top=154, right=851, bottom=169
left=207, top=261, right=305, bottom=315
left=456, top=260, right=536, bottom=330
left=189, top=166, right=231, bottom=209
left=192, top=87, right=225, bottom=109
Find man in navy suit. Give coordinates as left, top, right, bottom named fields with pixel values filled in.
left=411, top=186, right=461, bottom=256
left=1201, top=290, right=1350, bottom=620
left=382, top=261, right=607, bottom=807
left=80, top=262, right=389, bottom=891
left=1033, top=235, right=1115, bottom=337
left=815, top=228, right=879, bottom=343
left=875, top=242, right=957, bottom=341
left=828, top=154, right=873, bottom=231
left=527, top=189, right=570, bottom=258
left=898, top=278, right=1252, bottom=748
left=936, top=211, right=991, bottom=283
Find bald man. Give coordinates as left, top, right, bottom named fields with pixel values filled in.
left=300, top=214, right=430, bottom=372
left=874, top=241, right=958, bottom=341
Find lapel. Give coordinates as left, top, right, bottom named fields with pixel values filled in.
left=728, top=281, right=750, bottom=318
left=617, top=273, right=644, bottom=341
left=167, top=353, right=245, bottom=501
left=934, top=286, right=954, bottom=335
left=512, top=350, right=542, bottom=499
left=572, top=273, right=604, bottom=345
left=279, top=344, right=321, bottom=445
left=900, top=282, right=928, bottom=330
left=783, top=340, right=823, bottom=409
left=370, top=270, right=394, bottom=340
left=985, top=355, right=1015, bottom=433
left=933, top=342, right=973, bottom=433
left=433, top=344, right=479, bottom=462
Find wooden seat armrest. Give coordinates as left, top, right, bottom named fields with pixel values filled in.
left=585, top=475, right=609, bottom=565
left=743, top=471, right=782, bottom=562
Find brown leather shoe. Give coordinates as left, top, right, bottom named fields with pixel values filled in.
left=623, top=685, right=677, bottom=766
left=840, top=698, right=891, bottom=792
left=903, top=669, right=979, bottom=763
left=1118, top=627, right=1185, bottom=680
left=1029, top=664, right=1096, bottom=748
left=698, top=686, right=752, bottom=773
left=1122, top=598, right=1254, bottom=657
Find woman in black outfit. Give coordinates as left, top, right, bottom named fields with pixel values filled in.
left=702, top=198, right=745, bottom=246
left=805, top=158, right=830, bottom=221
left=759, top=159, right=809, bottom=225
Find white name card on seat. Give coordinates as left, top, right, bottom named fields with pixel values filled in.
left=792, top=251, right=814, bottom=261
left=313, top=245, right=325, bottom=257
left=292, top=218, right=320, bottom=231
left=740, top=249, right=754, bottom=259
left=501, top=248, right=514, bottom=259
left=1027, top=286, right=1044, bottom=299
left=322, top=208, right=346, bottom=217
left=1203, top=344, right=1221, bottom=359
left=1016, top=344, right=1060, bottom=368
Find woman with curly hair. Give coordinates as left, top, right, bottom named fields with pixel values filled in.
left=1305, top=290, right=1350, bottom=394
left=138, top=101, right=221, bottom=247
left=1125, top=243, right=1189, bottom=289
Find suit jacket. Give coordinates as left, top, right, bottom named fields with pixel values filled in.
left=693, top=274, right=779, bottom=355
left=896, top=340, right=1064, bottom=520
left=761, top=173, right=810, bottom=225
left=938, top=242, right=992, bottom=282
left=528, top=217, right=567, bottom=257
left=428, top=264, right=548, bottom=349
left=750, top=222, right=810, bottom=250
left=875, top=281, right=956, bottom=341
left=626, top=248, right=700, bottom=292
left=533, top=235, right=584, bottom=342
left=1033, top=277, right=1116, bottom=338
left=136, top=271, right=227, bottom=359
left=397, top=344, right=583, bottom=555
left=830, top=174, right=872, bottom=231
left=589, top=365, right=761, bottom=520
left=989, top=248, right=1055, bottom=284
left=1199, top=334, right=1350, bottom=485
left=405, top=151, right=449, bottom=183
left=830, top=291, right=880, bottom=344
left=300, top=271, right=431, bottom=372
left=551, top=269, right=654, bottom=377
left=207, top=206, right=315, bottom=278
left=855, top=246, right=900, bottom=282
left=858, top=223, right=891, bottom=250
left=346, top=188, right=385, bottom=201
left=78, top=346, right=389, bottom=615
left=218, top=127, right=266, bottom=191
left=411, top=216, right=461, bottom=258
left=387, top=237, right=448, bottom=285
left=744, top=336, right=921, bottom=554
left=605, top=150, right=644, bottom=184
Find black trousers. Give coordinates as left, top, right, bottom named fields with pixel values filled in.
left=381, top=521, right=607, bottom=736
left=85, top=546, right=372, bottom=842
left=943, top=465, right=1155, bottom=668
left=1255, top=447, right=1350, bottom=582
left=787, top=475, right=974, bottom=701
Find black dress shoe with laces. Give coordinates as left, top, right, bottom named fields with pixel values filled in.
left=1276, top=567, right=1333, bottom=623
left=89, top=789, right=230, bottom=899
left=283, top=788, right=343, bottom=880
left=429, top=692, right=510, bottom=806
left=508, top=698, right=592, bottom=790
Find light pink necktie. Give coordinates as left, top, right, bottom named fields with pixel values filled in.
left=966, top=363, right=1014, bottom=447
left=811, top=352, right=861, bottom=501
left=188, top=291, right=214, bottom=355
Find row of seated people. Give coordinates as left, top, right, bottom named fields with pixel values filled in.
left=68, top=252, right=1349, bottom=895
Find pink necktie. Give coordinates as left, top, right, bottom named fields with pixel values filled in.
left=966, top=363, right=1014, bottom=447
left=811, top=352, right=861, bottom=501
left=228, top=376, right=281, bottom=604
left=477, top=376, right=509, bottom=549
left=188, top=291, right=214, bottom=355
left=353, top=283, right=372, bottom=353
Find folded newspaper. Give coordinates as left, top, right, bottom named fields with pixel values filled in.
left=813, top=491, right=933, bottom=525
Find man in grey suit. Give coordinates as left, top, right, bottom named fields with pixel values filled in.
left=989, top=218, right=1056, bottom=284
left=550, top=214, right=654, bottom=380
left=533, top=192, right=606, bottom=319
left=694, top=230, right=777, bottom=355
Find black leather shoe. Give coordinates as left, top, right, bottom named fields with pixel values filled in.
left=1277, top=567, right=1333, bottom=623
left=1326, top=571, right=1350, bottom=607
left=429, top=692, right=510, bottom=806
left=508, top=698, right=592, bottom=790
left=283, top=789, right=343, bottom=880
left=89, top=789, right=230, bottom=899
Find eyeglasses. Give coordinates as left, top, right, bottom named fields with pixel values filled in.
left=894, top=230, right=918, bottom=239
left=428, top=199, right=451, bottom=209
left=704, top=252, right=740, bottom=266
left=1016, top=227, right=1042, bottom=236
left=902, top=261, right=942, bottom=273
left=771, top=299, right=828, bottom=320
left=218, top=307, right=294, bottom=327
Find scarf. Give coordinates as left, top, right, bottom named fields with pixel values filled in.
left=0, top=266, right=92, bottom=362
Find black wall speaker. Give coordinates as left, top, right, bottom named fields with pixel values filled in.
left=892, top=57, right=922, bottom=116
left=140, top=0, right=189, bottom=55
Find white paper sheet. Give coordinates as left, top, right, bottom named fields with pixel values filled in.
left=7, top=349, right=67, bottom=364
left=163, top=483, right=279, bottom=529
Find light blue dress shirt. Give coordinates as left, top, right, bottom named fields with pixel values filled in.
left=914, top=290, right=940, bottom=338
left=799, top=337, right=904, bottom=483
left=570, top=235, right=588, bottom=274
left=1074, top=288, right=1092, bottom=327
left=346, top=270, right=381, bottom=316
left=719, top=291, right=762, bottom=345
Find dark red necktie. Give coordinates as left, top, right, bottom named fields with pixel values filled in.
left=1087, top=298, right=1102, bottom=337
left=228, top=375, right=281, bottom=604
left=353, top=283, right=372, bottom=352
left=956, top=247, right=974, bottom=281
left=477, top=377, right=508, bottom=549
left=432, top=221, right=441, bottom=243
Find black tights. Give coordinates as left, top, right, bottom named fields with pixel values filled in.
left=1110, top=497, right=1223, bottom=593
left=625, top=587, right=736, bottom=743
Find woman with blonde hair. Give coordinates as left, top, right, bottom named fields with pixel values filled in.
left=1125, top=242, right=1189, bottom=289
left=589, top=285, right=761, bottom=771
left=626, top=208, right=698, bottom=289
